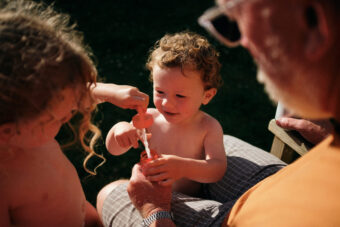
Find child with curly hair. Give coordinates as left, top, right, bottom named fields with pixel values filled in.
left=0, top=1, right=148, bottom=226
left=106, top=31, right=226, bottom=196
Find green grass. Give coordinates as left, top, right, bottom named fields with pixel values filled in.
left=47, top=0, right=276, bottom=205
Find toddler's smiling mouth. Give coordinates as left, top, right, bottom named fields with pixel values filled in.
left=164, top=111, right=178, bottom=116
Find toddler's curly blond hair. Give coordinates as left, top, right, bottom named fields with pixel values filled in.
left=146, top=31, right=223, bottom=90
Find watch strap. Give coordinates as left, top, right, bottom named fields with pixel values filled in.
left=141, top=210, right=173, bottom=227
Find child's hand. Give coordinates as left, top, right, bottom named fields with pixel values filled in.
left=113, top=122, right=140, bottom=149
left=143, top=154, right=184, bottom=186
left=91, top=83, right=149, bottom=110
left=112, top=85, right=149, bottom=111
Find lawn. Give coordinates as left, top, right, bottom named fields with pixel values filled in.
left=45, top=0, right=276, bottom=205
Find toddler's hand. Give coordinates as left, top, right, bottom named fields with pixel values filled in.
left=143, top=154, right=184, bottom=186
left=113, top=122, right=140, bottom=149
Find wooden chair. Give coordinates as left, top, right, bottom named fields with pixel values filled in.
left=268, top=119, right=312, bottom=164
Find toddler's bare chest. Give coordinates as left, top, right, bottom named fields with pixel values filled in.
left=149, top=127, right=206, bottom=159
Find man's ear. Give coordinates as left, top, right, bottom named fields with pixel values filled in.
left=303, top=2, right=331, bottom=61
left=202, top=88, right=217, bottom=105
left=0, top=123, right=15, bottom=143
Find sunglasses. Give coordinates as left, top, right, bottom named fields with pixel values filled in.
left=198, top=0, right=250, bottom=47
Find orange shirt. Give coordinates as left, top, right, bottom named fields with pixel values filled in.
left=225, top=134, right=340, bottom=227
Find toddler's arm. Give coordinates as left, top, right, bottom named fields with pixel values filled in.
left=106, top=121, right=140, bottom=156
left=183, top=120, right=226, bottom=182
left=91, top=82, right=149, bottom=110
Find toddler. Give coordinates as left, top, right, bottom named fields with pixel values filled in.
left=106, top=32, right=226, bottom=196
left=0, top=1, right=147, bottom=226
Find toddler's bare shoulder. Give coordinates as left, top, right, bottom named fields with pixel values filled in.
left=200, top=112, right=222, bottom=128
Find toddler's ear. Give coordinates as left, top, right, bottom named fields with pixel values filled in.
left=0, top=123, right=15, bottom=143
left=202, top=88, right=217, bottom=105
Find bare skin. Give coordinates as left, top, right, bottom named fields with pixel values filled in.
left=127, top=164, right=174, bottom=227
left=0, top=140, right=87, bottom=227
left=145, top=108, right=225, bottom=195
left=91, top=83, right=149, bottom=110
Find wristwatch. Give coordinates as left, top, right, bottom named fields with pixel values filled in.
left=141, top=210, right=173, bottom=227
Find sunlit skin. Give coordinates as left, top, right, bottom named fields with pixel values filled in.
left=218, top=0, right=337, bottom=119
left=106, top=65, right=226, bottom=196
left=0, top=87, right=89, bottom=227
left=152, top=65, right=210, bottom=125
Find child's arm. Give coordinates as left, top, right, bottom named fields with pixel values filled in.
left=106, top=121, right=140, bottom=156
left=144, top=119, right=226, bottom=186
left=90, top=82, right=149, bottom=110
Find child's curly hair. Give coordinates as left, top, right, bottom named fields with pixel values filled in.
left=0, top=0, right=104, bottom=174
left=146, top=31, right=223, bottom=90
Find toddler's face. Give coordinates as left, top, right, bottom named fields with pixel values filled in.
left=8, top=87, right=79, bottom=148
left=152, top=65, right=211, bottom=124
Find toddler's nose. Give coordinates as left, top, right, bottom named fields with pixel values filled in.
left=161, top=97, right=174, bottom=109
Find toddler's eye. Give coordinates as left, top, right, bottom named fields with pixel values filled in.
left=176, top=94, right=186, bottom=98
left=156, top=90, right=164, bottom=94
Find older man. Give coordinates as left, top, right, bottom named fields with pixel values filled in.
left=97, top=0, right=340, bottom=226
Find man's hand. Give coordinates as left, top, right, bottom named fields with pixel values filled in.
left=276, top=117, right=333, bottom=145
left=143, top=155, right=184, bottom=186
left=127, top=164, right=172, bottom=218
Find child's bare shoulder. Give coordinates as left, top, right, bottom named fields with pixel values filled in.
left=200, top=111, right=223, bottom=130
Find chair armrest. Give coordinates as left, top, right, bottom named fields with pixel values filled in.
left=268, top=119, right=311, bottom=161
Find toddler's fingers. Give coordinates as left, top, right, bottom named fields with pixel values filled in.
left=144, top=164, right=165, bottom=175
left=119, top=137, right=130, bottom=148
left=147, top=172, right=167, bottom=182
left=146, top=158, right=166, bottom=167
left=116, top=137, right=125, bottom=148
left=159, top=179, right=173, bottom=186
left=129, top=135, right=139, bottom=148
